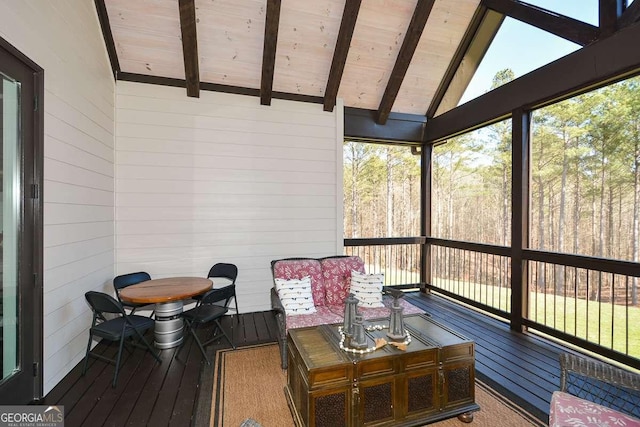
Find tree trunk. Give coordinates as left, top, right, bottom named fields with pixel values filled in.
left=573, top=137, right=580, bottom=255
left=502, top=166, right=508, bottom=245
left=633, top=127, right=639, bottom=305
left=386, top=148, right=393, bottom=237
left=350, top=144, right=359, bottom=238
left=447, top=152, right=454, bottom=238
left=591, top=147, right=607, bottom=301
left=537, top=176, right=546, bottom=292
left=590, top=191, right=597, bottom=300
left=599, top=147, right=606, bottom=259
left=556, top=132, right=569, bottom=293
left=607, top=187, right=614, bottom=259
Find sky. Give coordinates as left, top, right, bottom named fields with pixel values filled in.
left=459, top=0, right=601, bottom=104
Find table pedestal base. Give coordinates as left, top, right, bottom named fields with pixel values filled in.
left=154, top=301, right=184, bottom=349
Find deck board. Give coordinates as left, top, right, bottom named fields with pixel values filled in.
left=46, top=341, right=114, bottom=412
left=100, top=350, right=160, bottom=426
left=46, top=303, right=570, bottom=425
left=406, top=292, right=562, bottom=421
left=45, top=312, right=271, bottom=427
left=121, top=344, right=178, bottom=427
left=146, top=335, right=203, bottom=427
left=169, top=337, right=207, bottom=427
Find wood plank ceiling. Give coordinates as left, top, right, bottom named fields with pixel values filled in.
left=99, top=0, right=638, bottom=122
left=102, top=0, right=479, bottom=118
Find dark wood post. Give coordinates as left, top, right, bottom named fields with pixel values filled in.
left=511, top=108, right=530, bottom=332
left=421, top=144, right=432, bottom=292
left=599, top=0, right=624, bottom=37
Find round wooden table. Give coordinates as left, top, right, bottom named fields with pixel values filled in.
left=119, top=277, right=212, bottom=349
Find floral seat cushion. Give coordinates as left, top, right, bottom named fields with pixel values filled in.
left=549, top=391, right=640, bottom=427
left=286, top=299, right=422, bottom=331
left=285, top=306, right=343, bottom=330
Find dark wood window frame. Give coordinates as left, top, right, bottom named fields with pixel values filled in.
left=0, top=35, right=44, bottom=402
left=422, top=21, right=640, bottom=368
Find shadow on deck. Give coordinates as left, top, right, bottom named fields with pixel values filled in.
left=46, top=292, right=566, bottom=426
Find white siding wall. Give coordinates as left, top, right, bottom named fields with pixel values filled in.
left=0, top=1, right=115, bottom=394
left=116, top=82, right=342, bottom=313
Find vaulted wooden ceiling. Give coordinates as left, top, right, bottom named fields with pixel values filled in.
left=96, top=0, right=640, bottom=124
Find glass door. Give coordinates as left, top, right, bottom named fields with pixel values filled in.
left=1, top=70, right=21, bottom=388
left=0, top=39, right=43, bottom=403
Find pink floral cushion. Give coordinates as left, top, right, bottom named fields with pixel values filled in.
left=285, top=306, right=343, bottom=330
left=321, top=256, right=366, bottom=306
left=273, top=259, right=325, bottom=306
left=549, top=391, right=640, bottom=427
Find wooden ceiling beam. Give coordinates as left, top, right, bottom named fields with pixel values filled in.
left=178, top=0, right=200, bottom=98
left=599, top=0, right=624, bottom=37
left=376, top=0, right=436, bottom=125
left=425, top=21, right=640, bottom=143
left=426, top=5, right=500, bottom=118
left=117, top=72, right=324, bottom=104
left=94, top=0, right=120, bottom=79
left=323, top=0, right=362, bottom=112
left=261, top=0, right=281, bottom=106
left=346, top=107, right=426, bottom=143
left=483, top=0, right=599, bottom=46
left=619, top=0, right=640, bottom=28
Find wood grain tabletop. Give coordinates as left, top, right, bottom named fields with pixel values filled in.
left=119, top=277, right=213, bottom=304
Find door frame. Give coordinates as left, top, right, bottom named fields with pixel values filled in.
left=0, top=35, right=44, bottom=402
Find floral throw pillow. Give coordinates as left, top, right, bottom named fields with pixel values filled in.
left=274, top=276, right=317, bottom=315
left=350, top=270, right=385, bottom=308
left=321, top=256, right=365, bottom=305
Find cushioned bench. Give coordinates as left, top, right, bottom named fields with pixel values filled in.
left=270, top=255, right=422, bottom=369
left=549, top=353, right=640, bottom=426
left=550, top=391, right=640, bottom=426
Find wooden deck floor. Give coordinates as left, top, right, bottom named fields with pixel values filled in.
left=45, top=293, right=562, bottom=426
left=44, top=311, right=279, bottom=427
left=406, top=292, right=561, bottom=422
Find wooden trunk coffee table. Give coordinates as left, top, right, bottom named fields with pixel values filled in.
left=284, top=313, right=479, bottom=426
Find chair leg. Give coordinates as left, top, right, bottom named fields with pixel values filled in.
left=191, top=324, right=210, bottom=365
left=203, top=319, right=235, bottom=350
left=176, top=319, right=210, bottom=365
left=132, top=328, right=161, bottom=363
left=218, top=319, right=236, bottom=349
left=234, top=297, right=239, bottom=323
left=113, top=336, right=126, bottom=388
left=82, top=333, right=93, bottom=376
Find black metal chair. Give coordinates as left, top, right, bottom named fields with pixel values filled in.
left=82, top=291, right=161, bottom=387
left=178, top=285, right=237, bottom=364
left=193, top=263, right=238, bottom=315
left=113, top=271, right=155, bottom=316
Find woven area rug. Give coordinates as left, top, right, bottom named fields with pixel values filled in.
left=208, top=344, right=546, bottom=427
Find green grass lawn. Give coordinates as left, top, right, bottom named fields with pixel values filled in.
left=432, top=277, right=640, bottom=359
left=355, top=264, right=640, bottom=358
left=363, top=263, right=420, bottom=286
